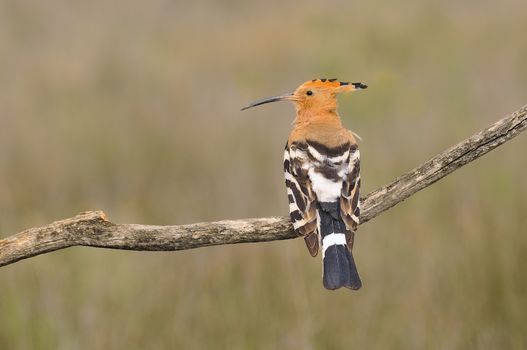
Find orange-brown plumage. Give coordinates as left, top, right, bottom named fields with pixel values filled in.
left=286, top=79, right=361, bottom=147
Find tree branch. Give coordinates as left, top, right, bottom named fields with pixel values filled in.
left=1, top=104, right=526, bottom=267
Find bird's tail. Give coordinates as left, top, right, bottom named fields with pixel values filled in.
left=317, top=202, right=362, bottom=290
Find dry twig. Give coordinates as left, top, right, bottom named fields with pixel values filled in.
left=1, top=104, right=526, bottom=267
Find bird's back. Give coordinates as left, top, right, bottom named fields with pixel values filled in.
left=284, top=116, right=362, bottom=289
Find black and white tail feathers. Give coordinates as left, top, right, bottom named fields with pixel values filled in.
left=284, top=140, right=362, bottom=291
left=318, top=202, right=362, bottom=290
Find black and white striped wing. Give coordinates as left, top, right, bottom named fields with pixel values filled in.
left=339, top=147, right=361, bottom=249
left=284, top=143, right=319, bottom=256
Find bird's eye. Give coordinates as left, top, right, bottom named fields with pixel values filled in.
left=306, top=90, right=313, bottom=96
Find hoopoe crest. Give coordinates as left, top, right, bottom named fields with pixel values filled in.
left=242, top=79, right=367, bottom=290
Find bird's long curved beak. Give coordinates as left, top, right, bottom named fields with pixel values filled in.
left=241, top=92, right=296, bottom=111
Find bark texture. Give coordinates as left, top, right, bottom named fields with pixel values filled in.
left=1, top=104, right=526, bottom=267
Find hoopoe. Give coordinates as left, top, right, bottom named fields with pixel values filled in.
left=242, top=79, right=367, bottom=290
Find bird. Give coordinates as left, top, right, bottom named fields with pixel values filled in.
left=242, top=78, right=367, bottom=290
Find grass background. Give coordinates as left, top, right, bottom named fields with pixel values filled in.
left=1, top=0, right=526, bottom=349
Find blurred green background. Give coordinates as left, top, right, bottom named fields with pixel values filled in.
left=1, top=0, right=527, bottom=349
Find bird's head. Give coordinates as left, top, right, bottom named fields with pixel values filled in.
left=241, top=79, right=367, bottom=112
